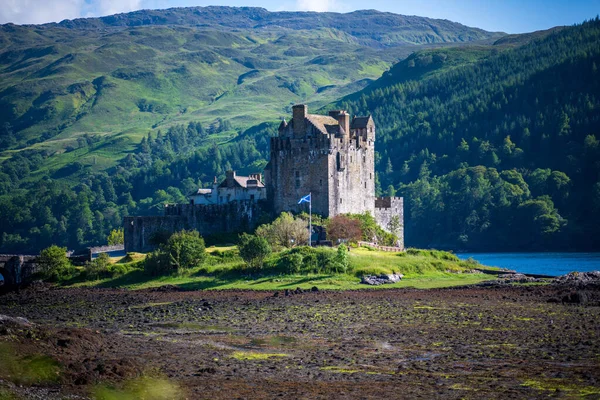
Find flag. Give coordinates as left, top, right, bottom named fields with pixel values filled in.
left=298, top=193, right=311, bottom=204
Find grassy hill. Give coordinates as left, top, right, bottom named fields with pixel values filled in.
left=0, top=7, right=502, bottom=173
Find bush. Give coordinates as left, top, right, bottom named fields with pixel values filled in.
left=336, top=244, right=349, bottom=273
left=144, top=249, right=171, bottom=276
left=84, top=253, right=111, bottom=280
left=166, top=230, right=206, bottom=272
left=279, top=246, right=340, bottom=274
left=327, top=215, right=362, bottom=244
left=238, top=233, right=271, bottom=269
left=38, top=245, right=75, bottom=281
left=143, top=230, right=207, bottom=276
left=255, top=212, right=308, bottom=249
left=107, top=228, right=124, bottom=246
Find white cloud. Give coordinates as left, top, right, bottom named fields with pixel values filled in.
left=88, top=0, right=143, bottom=17
left=295, top=0, right=338, bottom=12
left=0, top=0, right=144, bottom=25
left=0, top=0, right=84, bottom=24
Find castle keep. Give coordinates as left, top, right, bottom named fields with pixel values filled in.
left=265, top=105, right=376, bottom=216
left=124, top=105, right=403, bottom=252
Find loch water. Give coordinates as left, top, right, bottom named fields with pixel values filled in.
left=457, top=253, right=600, bottom=276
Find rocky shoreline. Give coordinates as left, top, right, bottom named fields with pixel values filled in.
left=0, top=277, right=599, bottom=399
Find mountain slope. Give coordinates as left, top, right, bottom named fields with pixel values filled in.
left=0, top=7, right=503, bottom=182
left=331, top=19, right=600, bottom=250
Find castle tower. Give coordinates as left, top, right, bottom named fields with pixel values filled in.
left=264, top=105, right=376, bottom=218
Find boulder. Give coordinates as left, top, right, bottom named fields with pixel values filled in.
left=361, top=273, right=403, bottom=285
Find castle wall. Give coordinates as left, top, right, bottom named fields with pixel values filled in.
left=267, top=132, right=332, bottom=216
left=328, top=127, right=375, bottom=216
left=124, top=200, right=268, bottom=253
left=375, top=197, right=405, bottom=250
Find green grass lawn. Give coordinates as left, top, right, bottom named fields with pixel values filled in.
left=68, top=246, right=498, bottom=291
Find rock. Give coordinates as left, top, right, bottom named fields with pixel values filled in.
left=0, top=314, right=33, bottom=326
left=311, top=286, right=319, bottom=292
left=561, top=291, right=589, bottom=305
left=554, top=271, right=600, bottom=284
left=361, top=273, right=403, bottom=285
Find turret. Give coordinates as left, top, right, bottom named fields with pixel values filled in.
left=278, top=118, right=287, bottom=135
left=292, top=104, right=307, bottom=137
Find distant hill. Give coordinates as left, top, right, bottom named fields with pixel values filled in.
left=331, top=18, right=600, bottom=251
left=55, top=7, right=499, bottom=46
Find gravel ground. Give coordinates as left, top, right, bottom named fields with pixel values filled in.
left=0, top=282, right=599, bottom=399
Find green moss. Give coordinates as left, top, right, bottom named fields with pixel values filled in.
left=231, top=351, right=288, bottom=361
left=92, top=375, right=184, bottom=400
left=320, top=366, right=360, bottom=374
left=0, top=343, right=60, bottom=385
left=522, top=379, right=600, bottom=396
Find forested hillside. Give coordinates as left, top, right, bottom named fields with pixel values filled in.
left=334, top=18, right=600, bottom=250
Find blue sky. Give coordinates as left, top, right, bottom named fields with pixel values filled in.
left=1, top=0, right=598, bottom=33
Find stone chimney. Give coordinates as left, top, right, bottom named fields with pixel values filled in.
left=226, top=170, right=236, bottom=187
left=292, top=104, right=307, bottom=137
left=329, top=110, right=349, bottom=136
left=249, top=173, right=262, bottom=182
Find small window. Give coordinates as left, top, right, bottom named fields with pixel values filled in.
left=370, top=173, right=372, bottom=179
left=295, top=171, right=300, bottom=177
left=319, top=179, right=323, bottom=187
left=220, top=196, right=223, bottom=203
left=340, top=198, right=343, bottom=204
left=364, top=182, right=367, bottom=189
left=250, top=194, right=255, bottom=201
left=350, top=156, right=352, bottom=163
left=295, top=179, right=300, bottom=188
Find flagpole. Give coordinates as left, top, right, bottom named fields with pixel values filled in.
left=309, top=192, right=312, bottom=247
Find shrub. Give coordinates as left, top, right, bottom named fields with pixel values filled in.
left=143, top=230, right=207, bottom=276
left=336, top=244, right=349, bottom=274
left=165, top=230, right=206, bottom=272
left=38, top=245, right=75, bottom=281
left=107, top=228, right=124, bottom=246
left=238, top=233, right=271, bottom=269
left=280, top=246, right=339, bottom=274
left=327, top=215, right=362, bottom=244
left=279, top=252, right=304, bottom=274
left=255, top=212, right=308, bottom=249
left=84, top=253, right=111, bottom=280
left=144, top=249, right=171, bottom=276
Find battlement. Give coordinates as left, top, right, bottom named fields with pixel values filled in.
left=375, top=197, right=403, bottom=209
left=374, top=197, right=404, bottom=249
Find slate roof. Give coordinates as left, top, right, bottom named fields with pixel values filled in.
left=219, top=176, right=265, bottom=188
left=351, top=116, right=372, bottom=129
left=306, top=114, right=340, bottom=135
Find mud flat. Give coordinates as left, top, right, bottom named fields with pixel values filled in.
left=1, top=282, right=599, bottom=399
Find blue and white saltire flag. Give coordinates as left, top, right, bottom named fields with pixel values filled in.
left=298, top=193, right=311, bottom=204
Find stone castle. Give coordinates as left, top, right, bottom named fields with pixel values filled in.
left=124, top=105, right=403, bottom=252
